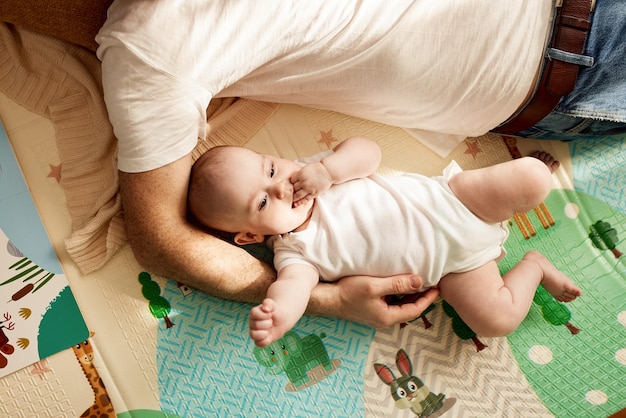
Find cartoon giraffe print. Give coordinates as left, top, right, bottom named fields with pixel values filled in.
left=71, top=333, right=115, bottom=418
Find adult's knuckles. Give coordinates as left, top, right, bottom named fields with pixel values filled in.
left=391, top=275, right=411, bottom=295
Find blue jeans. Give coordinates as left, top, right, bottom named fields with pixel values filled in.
left=512, top=0, right=626, bottom=140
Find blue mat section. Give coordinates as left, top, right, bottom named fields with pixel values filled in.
left=156, top=280, right=375, bottom=417
left=570, top=135, right=626, bottom=214
left=0, top=123, right=62, bottom=274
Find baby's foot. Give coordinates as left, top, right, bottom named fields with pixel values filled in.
left=530, top=151, right=560, bottom=173
left=524, top=251, right=581, bottom=302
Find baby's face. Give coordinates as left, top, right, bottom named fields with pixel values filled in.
left=223, top=147, right=314, bottom=236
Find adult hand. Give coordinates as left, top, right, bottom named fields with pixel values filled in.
left=309, top=274, right=440, bottom=329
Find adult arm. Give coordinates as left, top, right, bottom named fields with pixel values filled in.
left=119, top=153, right=277, bottom=301
left=308, top=274, right=440, bottom=328
left=103, top=45, right=432, bottom=328
left=121, top=152, right=437, bottom=328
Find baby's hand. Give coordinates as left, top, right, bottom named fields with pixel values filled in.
left=291, top=162, right=333, bottom=207
left=249, top=298, right=284, bottom=347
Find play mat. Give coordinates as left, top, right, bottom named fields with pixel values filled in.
left=0, top=86, right=625, bottom=417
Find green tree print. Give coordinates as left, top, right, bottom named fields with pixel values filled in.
left=138, top=272, right=174, bottom=329
left=588, top=220, right=623, bottom=258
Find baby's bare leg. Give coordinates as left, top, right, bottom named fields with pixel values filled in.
left=439, top=251, right=581, bottom=337
left=449, top=156, right=554, bottom=223
left=520, top=251, right=581, bottom=302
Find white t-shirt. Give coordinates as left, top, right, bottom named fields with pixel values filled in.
left=96, top=0, right=552, bottom=172
left=270, top=161, right=509, bottom=288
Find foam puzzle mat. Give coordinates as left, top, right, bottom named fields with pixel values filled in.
left=0, top=91, right=624, bottom=417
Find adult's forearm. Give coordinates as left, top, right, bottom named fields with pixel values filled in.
left=128, top=226, right=277, bottom=303
left=116, top=155, right=433, bottom=328
left=306, top=281, right=345, bottom=318
left=118, top=156, right=277, bottom=304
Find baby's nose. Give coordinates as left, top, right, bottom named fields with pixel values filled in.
left=274, top=180, right=291, bottom=199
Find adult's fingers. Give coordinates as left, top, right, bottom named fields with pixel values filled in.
left=385, top=288, right=440, bottom=325
left=373, top=274, right=424, bottom=297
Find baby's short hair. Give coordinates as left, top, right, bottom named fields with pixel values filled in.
left=188, top=145, right=239, bottom=232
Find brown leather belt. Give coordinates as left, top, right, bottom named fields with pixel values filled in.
left=494, top=0, right=594, bottom=134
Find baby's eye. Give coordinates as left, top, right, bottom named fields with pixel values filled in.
left=269, top=163, right=276, bottom=178
left=259, top=195, right=268, bottom=210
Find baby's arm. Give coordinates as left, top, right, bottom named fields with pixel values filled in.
left=323, top=136, right=382, bottom=183
left=249, top=263, right=319, bottom=347
left=292, top=136, right=382, bottom=206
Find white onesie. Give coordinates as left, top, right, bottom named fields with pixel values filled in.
left=269, top=161, right=509, bottom=289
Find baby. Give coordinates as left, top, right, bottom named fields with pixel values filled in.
left=188, top=137, right=581, bottom=347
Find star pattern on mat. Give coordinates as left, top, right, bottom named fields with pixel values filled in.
left=30, top=359, right=51, bottom=380
left=464, top=139, right=482, bottom=159
left=47, top=163, right=62, bottom=182
left=318, top=129, right=338, bottom=149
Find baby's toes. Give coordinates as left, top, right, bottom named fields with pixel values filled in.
left=530, top=151, right=560, bottom=173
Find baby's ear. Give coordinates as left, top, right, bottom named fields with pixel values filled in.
left=234, top=231, right=265, bottom=245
